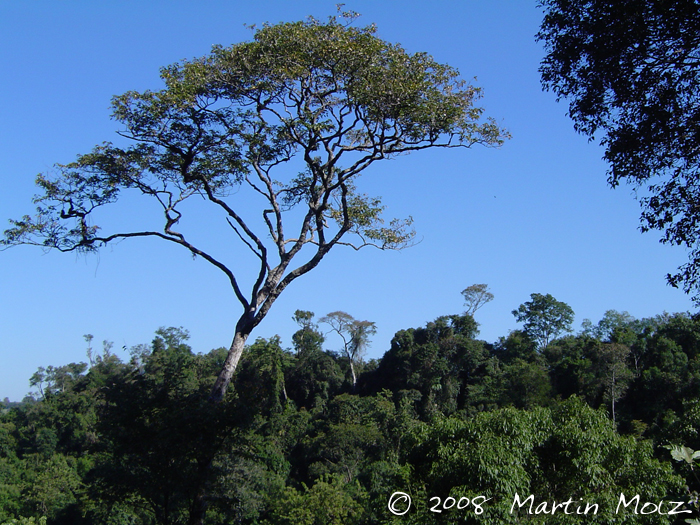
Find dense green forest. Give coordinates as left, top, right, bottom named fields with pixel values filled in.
left=2, top=293, right=700, bottom=524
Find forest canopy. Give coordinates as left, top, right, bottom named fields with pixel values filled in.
left=2, top=298, right=699, bottom=524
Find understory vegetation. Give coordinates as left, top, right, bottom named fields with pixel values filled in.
left=2, top=297, right=700, bottom=524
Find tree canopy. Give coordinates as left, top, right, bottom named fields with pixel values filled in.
left=538, top=0, right=700, bottom=302
left=320, top=311, right=376, bottom=389
left=461, top=283, right=494, bottom=317
left=2, top=13, right=506, bottom=401
left=512, top=293, right=574, bottom=349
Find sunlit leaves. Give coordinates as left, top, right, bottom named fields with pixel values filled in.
left=667, top=444, right=700, bottom=467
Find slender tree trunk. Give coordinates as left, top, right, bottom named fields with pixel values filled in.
left=210, top=329, right=250, bottom=402
left=350, top=360, right=357, bottom=390
left=188, top=496, right=205, bottom=525
left=186, top=325, right=251, bottom=523
left=187, top=315, right=261, bottom=523
left=611, top=369, right=616, bottom=425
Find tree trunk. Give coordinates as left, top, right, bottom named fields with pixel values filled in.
left=350, top=360, right=357, bottom=390
left=611, top=369, right=616, bottom=425
left=187, top=321, right=252, bottom=523
left=210, top=329, right=249, bottom=402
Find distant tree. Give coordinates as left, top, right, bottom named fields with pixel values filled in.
left=493, top=329, right=539, bottom=364
left=304, top=394, right=388, bottom=485
left=544, top=335, right=596, bottom=400
left=581, top=310, right=664, bottom=374
left=83, top=334, right=95, bottom=368
left=538, top=0, right=700, bottom=302
left=151, top=326, right=191, bottom=354
left=461, top=283, right=494, bottom=317
left=591, top=343, right=633, bottom=424
left=291, top=310, right=324, bottom=356
left=2, top=12, right=506, bottom=403
left=29, top=363, right=88, bottom=399
left=24, top=454, right=81, bottom=522
left=621, top=314, right=698, bottom=431
left=286, top=349, right=344, bottom=411
left=320, top=311, right=376, bottom=389
left=287, top=311, right=343, bottom=409
left=267, top=474, right=366, bottom=525
left=235, top=337, right=291, bottom=415
left=371, top=314, right=488, bottom=417
left=512, top=293, right=574, bottom=349
left=581, top=310, right=636, bottom=342
left=292, top=310, right=316, bottom=332
left=499, top=358, right=552, bottom=409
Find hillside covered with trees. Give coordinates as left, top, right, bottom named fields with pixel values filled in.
left=2, top=293, right=700, bottom=524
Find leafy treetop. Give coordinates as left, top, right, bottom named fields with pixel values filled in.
left=512, top=293, right=574, bottom=349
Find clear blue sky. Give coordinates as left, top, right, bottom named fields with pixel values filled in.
left=0, top=1, right=694, bottom=401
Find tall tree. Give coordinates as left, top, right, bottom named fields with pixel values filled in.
left=538, top=0, right=700, bottom=302
left=592, top=342, right=633, bottom=425
left=581, top=310, right=636, bottom=342
left=291, top=310, right=324, bottom=356
left=512, top=293, right=574, bottom=349
left=461, top=283, right=494, bottom=317
left=2, top=13, right=506, bottom=402
left=320, top=311, right=376, bottom=389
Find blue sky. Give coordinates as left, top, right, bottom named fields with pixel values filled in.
left=0, top=1, right=694, bottom=401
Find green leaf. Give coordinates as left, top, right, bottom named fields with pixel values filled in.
left=667, top=444, right=699, bottom=465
